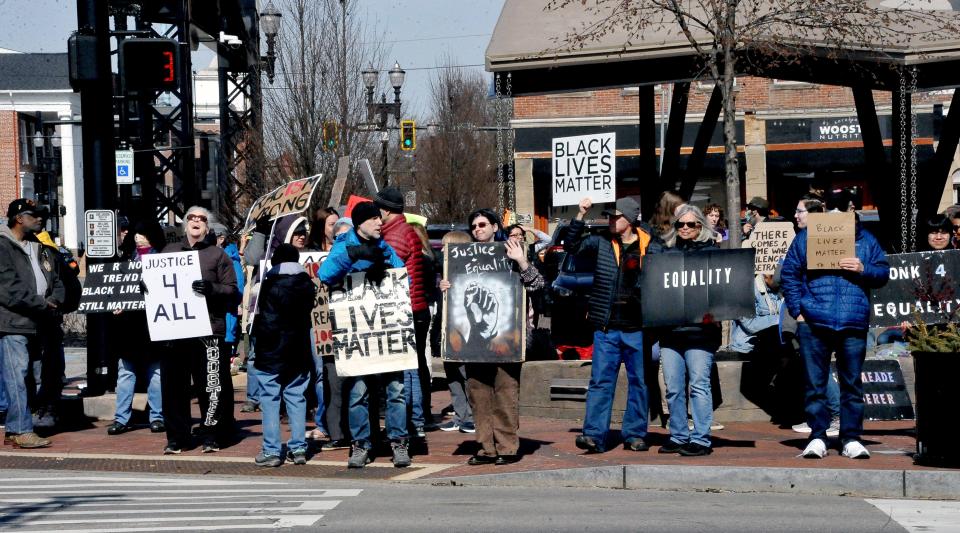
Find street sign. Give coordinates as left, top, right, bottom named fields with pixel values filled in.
left=84, top=209, right=116, bottom=258
left=115, top=149, right=134, bottom=185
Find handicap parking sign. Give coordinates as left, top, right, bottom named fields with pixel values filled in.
left=115, top=149, right=134, bottom=184
left=118, top=165, right=129, bottom=177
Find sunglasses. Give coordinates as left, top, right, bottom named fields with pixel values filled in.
left=795, top=209, right=808, bottom=214
left=471, top=222, right=490, bottom=230
left=953, top=225, right=960, bottom=232
left=186, top=214, right=208, bottom=222
left=674, top=221, right=702, bottom=229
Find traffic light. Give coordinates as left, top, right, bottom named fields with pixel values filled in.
left=322, top=121, right=339, bottom=152
left=119, top=38, right=179, bottom=94
left=400, top=120, right=416, bottom=151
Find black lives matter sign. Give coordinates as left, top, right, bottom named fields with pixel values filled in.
left=552, top=132, right=616, bottom=206
left=639, top=248, right=755, bottom=327
left=77, top=261, right=145, bottom=313
left=870, top=250, right=960, bottom=328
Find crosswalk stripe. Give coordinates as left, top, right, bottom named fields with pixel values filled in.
left=0, top=488, right=361, bottom=495
left=0, top=501, right=342, bottom=517
left=8, top=514, right=327, bottom=526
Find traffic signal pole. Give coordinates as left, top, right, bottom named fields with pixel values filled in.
left=77, top=0, right=116, bottom=396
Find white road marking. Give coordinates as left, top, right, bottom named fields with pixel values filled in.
left=10, top=515, right=327, bottom=526
left=0, top=501, right=341, bottom=517
left=866, top=498, right=960, bottom=533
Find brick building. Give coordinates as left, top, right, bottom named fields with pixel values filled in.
left=511, top=78, right=957, bottom=232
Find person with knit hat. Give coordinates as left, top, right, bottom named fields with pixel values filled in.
left=374, top=187, right=433, bottom=437
left=317, top=201, right=411, bottom=468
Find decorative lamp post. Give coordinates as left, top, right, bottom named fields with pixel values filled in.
left=260, top=1, right=282, bottom=84
left=363, top=62, right=405, bottom=187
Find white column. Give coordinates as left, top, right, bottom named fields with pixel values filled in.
left=58, top=110, right=84, bottom=252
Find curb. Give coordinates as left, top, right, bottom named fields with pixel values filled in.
left=414, top=464, right=960, bottom=500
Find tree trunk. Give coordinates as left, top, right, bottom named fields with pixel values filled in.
left=722, top=2, right=742, bottom=248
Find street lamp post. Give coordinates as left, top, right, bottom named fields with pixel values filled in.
left=260, top=1, right=282, bottom=84
left=362, top=62, right=405, bottom=188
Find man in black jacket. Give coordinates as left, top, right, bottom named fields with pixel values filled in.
left=160, top=206, right=238, bottom=455
left=0, top=199, right=63, bottom=448
left=565, top=196, right=655, bottom=453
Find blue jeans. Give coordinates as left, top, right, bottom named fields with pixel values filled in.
left=114, top=358, right=163, bottom=425
left=312, top=354, right=327, bottom=431
left=797, top=323, right=866, bottom=443
left=246, top=337, right=262, bottom=405
left=661, top=344, right=714, bottom=447
left=0, top=360, right=7, bottom=412
left=259, top=369, right=309, bottom=457
left=347, top=372, right=406, bottom=447
left=0, top=334, right=33, bottom=434
left=582, top=330, right=647, bottom=448
left=404, top=369, right=424, bottom=429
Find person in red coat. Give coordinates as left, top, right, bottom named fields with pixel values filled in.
left=375, top=187, right=433, bottom=434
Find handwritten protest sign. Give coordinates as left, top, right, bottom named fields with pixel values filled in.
left=552, top=132, right=616, bottom=206
left=639, top=248, right=755, bottom=327
left=870, top=250, right=960, bottom=328
left=742, top=221, right=795, bottom=275
left=300, top=252, right=333, bottom=358
left=327, top=267, right=418, bottom=377
left=807, top=212, right=855, bottom=270
left=141, top=251, right=212, bottom=341
left=77, top=261, right=145, bottom=313
left=443, top=243, right=525, bottom=363
left=243, top=175, right=322, bottom=231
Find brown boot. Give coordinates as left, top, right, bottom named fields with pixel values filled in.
left=9, top=432, right=51, bottom=449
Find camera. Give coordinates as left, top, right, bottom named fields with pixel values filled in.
left=219, top=31, right=243, bottom=49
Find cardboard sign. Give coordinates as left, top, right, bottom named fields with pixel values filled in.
left=806, top=212, right=856, bottom=269
left=832, top=359, right=914, bottom=420
left=141, top=251, right=212, bottom=341
left=869, top=250, right=960, bottom=327
left=84, top=210, right=116, bottom=258
left=552, top=132, right=616, bottom=206
left=300, top=252, right=333, bottom=358
left=328, top=268, right=418, bottom=377
left=742, top=221, right=795, bottom=274
left=442, top=243, right=526, bottom=363
left=243, top=175, right=322, bottom=231
left=639, top=248, right=755, bottom=327
left=77, top=261, right=145, bottom=313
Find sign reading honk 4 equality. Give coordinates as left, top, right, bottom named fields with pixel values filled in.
left=552, top=132, right=616, bottom=206
left=869, top=250, right=960, bottom=328
left=806, top=212, right=855, bottom=270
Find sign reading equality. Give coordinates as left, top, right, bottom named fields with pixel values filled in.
left=243, top=175, right=322, bottom=232
left=742, top=221, right=795, bottom=275
left=869, top=249, right=960, bottom=328
left=327, top=268, right=419, bottom=377
left=806, top=212, right=856, bottom=270
left=141, top=251, right=212, bottom=341
left=639, top=248, right=755, bottom=327
left=552, top=132, right=616, bottom=207
left=77, top=261, right=144, bottom=313
left=84, top=210, right=117, bottom=259
left=442, top=242, right=526, bottom=363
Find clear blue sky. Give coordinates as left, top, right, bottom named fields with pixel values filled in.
left=0, top=0, right=505, bottom=115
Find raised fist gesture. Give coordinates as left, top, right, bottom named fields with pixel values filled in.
left=464, top=283, right=499, bottom=340
left=577, top=197, right=593, bottom=220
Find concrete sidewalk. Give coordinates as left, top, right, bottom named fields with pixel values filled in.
left=6, top=374, right=957, bottom=500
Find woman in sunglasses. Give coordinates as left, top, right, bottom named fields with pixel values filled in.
left=648, top=205, right=720, bottom=457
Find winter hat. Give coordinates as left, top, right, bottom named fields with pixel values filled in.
left=374, top=187, right=404, bottom=213
left=351, top=201, right=381, bottom=227
left=272, top=243, right=299, bottom=265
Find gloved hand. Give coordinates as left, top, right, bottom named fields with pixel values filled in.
left=347, top=244, right=382, bottom=263
left=192, top=279, right=213, bottom=296
left=254, top=213, right=273, bottom=236
left=366, top=261, right=388, bottom=284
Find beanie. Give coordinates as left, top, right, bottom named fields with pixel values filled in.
left=351, top=201, right=381, bottom=227
left=374, top=187, right=405, bottom=213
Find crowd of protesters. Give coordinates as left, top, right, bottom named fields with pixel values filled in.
left=3, top=184, right=956, bottom=466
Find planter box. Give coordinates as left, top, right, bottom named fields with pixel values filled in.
left=913, top=351, right=960, bottom=467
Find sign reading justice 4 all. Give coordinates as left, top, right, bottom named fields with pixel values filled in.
left=141, top=251, right=212, bottom=341
left=552, top=132, right=616, bottom=206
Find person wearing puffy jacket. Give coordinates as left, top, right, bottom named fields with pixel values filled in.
left=780, top=212, right=888, bottom=460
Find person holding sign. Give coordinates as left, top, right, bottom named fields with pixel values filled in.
left=780, top=199, right=888, bottom=460
left=440, top=208, right=545, bottom=466
left=563, top=196, right=655, bottom=454
left=160, top=206, right=239, bottom=455
left=648, top=205, right=721, bottom=457
left=317, top=202, right=410, bottom=468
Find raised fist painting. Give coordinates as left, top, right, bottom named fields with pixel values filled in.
left=463, top=283, right=499, bottom=341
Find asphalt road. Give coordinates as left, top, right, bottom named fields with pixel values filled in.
left=2, top=469, right=953, bottom=532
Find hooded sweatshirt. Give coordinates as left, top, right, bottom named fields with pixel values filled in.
left=0, top=225, right=63, bottom=335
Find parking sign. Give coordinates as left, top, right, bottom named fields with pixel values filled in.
left=116, top=149, right=134, bottom=185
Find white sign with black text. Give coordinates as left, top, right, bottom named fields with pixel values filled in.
left=141, top=251, right=212, bottom=341
left=552, top=132, right=616, bottom=206
left=84, top=209, right=117, bottom=258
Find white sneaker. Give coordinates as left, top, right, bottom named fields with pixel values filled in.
left=826, top=418, right=840, bottom=438
left=801, top=438, right=827, bottom=459
left=841, top=440, right=870, bottom=459
left=792, top=422, right=812, bottom=434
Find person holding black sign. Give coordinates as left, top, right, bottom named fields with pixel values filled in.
left=780, top=202, right=888, bottom=460
left=648, top=205, right=720, bottom=457
left=317, top=202, right=410, bottom=469
left=160, top=206, right=239, bottom=455
left=923, top=214, right=955, bottom=252
left=564, top=196, right=655, bottom=454
left=439, top=208, right=545, bottom=465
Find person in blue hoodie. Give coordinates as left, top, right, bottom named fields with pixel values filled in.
left=211, top=224, right=246, bottom=365
left=780, top=195, right=888, bottom=460
left=317, top=202, right=409, bottom=469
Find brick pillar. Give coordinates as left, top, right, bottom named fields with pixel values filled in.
left=0, top=111, right=22, bottom=210
left=744, top=114, right=767, bottom=201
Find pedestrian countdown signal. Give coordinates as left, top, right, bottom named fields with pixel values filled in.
left=119, top=39, right=179, bottom=93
